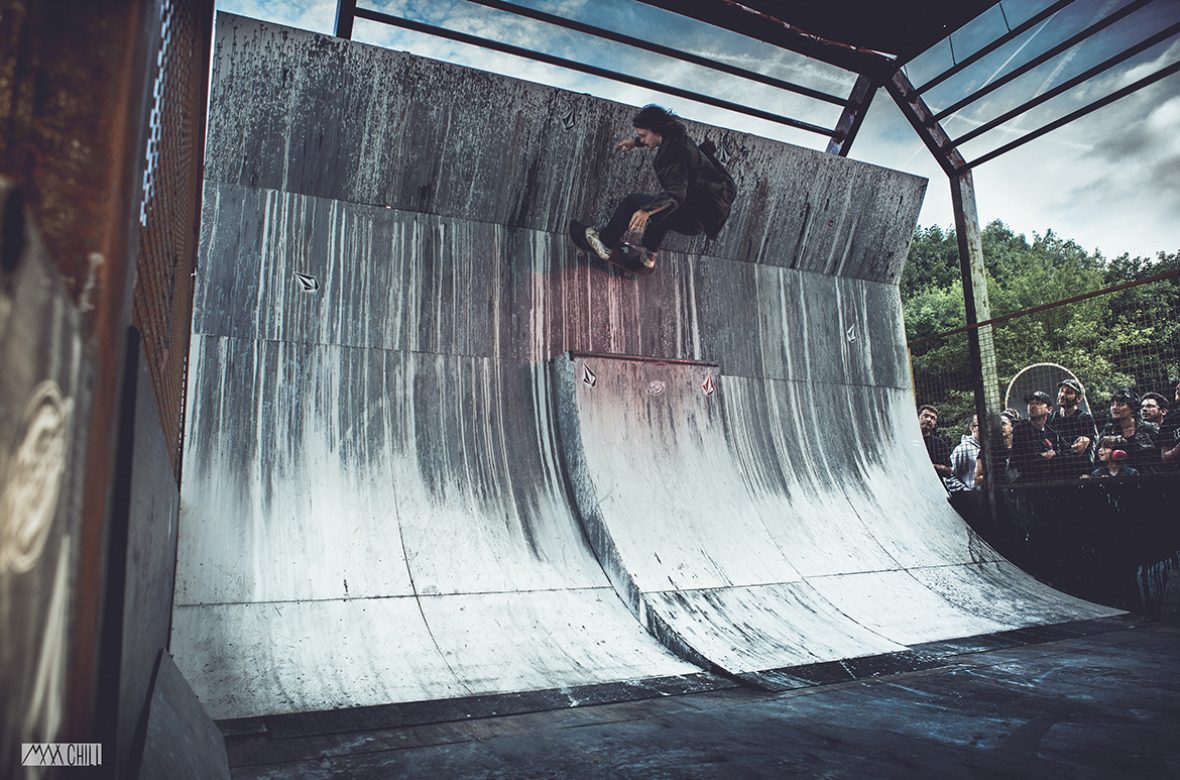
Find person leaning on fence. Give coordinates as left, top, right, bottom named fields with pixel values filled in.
left=1140, top=392, right=1167, bottom=427
left=1099, top=388, right=1160, bottom=473
left=948, top=415, right=981, bottom=491
left=918, top=404, right=953, bottom=480
left=1086, top=436, right=1139, bottom=479
left=1049, top=378, right=1098, bottom=477
left=974, top=410, right=1017, bottom=489
left=1010, top=391, right=1066, bottom=481
left=1159, top=379, right=1180, bottom=470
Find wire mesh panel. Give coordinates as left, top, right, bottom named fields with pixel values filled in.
left=910, top=271, right=1180, bottom=488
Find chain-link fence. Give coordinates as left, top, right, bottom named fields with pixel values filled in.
left=910, top=270, right=1180, bottom=489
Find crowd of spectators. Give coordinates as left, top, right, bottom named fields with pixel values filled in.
left=920, top=377, right=1180, bottom=488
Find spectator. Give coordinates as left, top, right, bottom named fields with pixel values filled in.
left=948, top=415, right=981, bottom=491
left=1049, top=378, right=1097, bottom=477
left=1099, top=388, right=1160, bottom=473
left=974, top=410, right=1017, bottom=489
left=1087, top=436, right=1139, bottom=479
left=1159, top=379, right=1180, bottom=469
left=1141, top=392, right=1167, bottom=426
left=1010, top=391, right=1066, bottom=481
left=918, top=404, right=953, bottom=479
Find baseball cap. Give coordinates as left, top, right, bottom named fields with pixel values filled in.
left=1058, top=378, right=1082, bottom=394
left=1024, top=390, right=1053, bottom=405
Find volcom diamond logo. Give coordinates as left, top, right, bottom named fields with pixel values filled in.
left=702, top=373, right=716, bottom=397
left=294, top=272, right=319, bottom=292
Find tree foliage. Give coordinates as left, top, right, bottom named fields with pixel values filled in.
left=904, top=220, right=1180, bottom=436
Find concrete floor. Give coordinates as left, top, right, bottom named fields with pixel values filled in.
left=226, top=620, right=1179, bottom=779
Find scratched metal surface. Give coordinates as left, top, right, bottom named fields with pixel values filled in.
left=174, top=15, right=1119, bottom=718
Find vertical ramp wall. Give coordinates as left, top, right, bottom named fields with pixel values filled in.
left=176, top=14, right=1119, bottom=719
left=553, top=353, right=1118, bottom=682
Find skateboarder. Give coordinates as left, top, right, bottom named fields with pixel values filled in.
left=576, top=104, right=736, bottom=272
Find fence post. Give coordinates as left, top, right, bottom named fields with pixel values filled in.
left=950, top=171, right=1001, bottom=527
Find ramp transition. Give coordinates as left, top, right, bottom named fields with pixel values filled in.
left=172, top=14, right=1120, bottom=721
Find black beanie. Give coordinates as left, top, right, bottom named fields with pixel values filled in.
left=632, top=104, right=676, bottom=130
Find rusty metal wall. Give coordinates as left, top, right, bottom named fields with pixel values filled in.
left=1, top=0, right=212, bottom=765
left=132, top=0, right=213, bottom=477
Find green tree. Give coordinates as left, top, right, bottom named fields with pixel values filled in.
left=902, top=222, right=1179, bottom=434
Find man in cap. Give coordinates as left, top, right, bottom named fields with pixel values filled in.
left=1010, top=390, right=1066, bottom=481
left=1049, top=378, right=1097, bottom=477
left=1099, top=388, right=1160, bottom=473
left=579, top=104, right=736, bottom=271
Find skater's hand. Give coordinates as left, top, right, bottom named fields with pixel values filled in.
left=615, top=137, right=638, bottom=152
left=629, top=209, right=650, bottom=233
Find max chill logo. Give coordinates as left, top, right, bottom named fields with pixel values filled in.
left=21, top=743, right=103, bottom=767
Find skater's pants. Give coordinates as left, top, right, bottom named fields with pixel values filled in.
left=599, top=192, right=703, bottom=251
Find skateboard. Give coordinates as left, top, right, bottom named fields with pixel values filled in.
left=568, top=219, right=656, bottom=277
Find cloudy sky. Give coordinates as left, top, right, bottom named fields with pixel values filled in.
left=215, top=0, right=1179, bottom=260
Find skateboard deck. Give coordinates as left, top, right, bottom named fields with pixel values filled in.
left=568, top=220, right=655, bottom=276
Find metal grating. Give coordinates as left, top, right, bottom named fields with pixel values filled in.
left=132, top=0, right=213, bottom=478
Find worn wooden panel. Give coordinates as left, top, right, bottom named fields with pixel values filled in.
left=194, top=182, right=916, bottom=387
left=204, top=13, right=925, bottom=284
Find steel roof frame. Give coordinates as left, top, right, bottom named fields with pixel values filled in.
left=333, top=0, right=1177, bottom=171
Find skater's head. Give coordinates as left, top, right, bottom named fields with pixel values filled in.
left=632, top=104, right=679, bottom=148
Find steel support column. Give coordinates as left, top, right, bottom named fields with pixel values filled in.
left=950, top=169, right=1002, bottom=452
left=826, top=74, right=875, bottom=156
left=887, top=69, right=1000, bottom=520
left=335, top=0, right=357, bottom=39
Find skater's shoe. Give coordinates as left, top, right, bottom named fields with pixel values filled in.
left=584, top=227, right=613, bottom=261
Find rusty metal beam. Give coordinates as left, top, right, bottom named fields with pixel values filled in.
left=352, top=6, right=837, bottom=137
left=885, top=69, right=966, bottom=177
left=634, top=0, right=896, bottom=76
left=335, top=0, right=356, bottom=39
left=885, top=68, right=999, bottom=523
left=826, top=74, right=876, bottom=155
left=950, top=169, right=1001, bottom=531
left=461, top=0, right=847, bottom=106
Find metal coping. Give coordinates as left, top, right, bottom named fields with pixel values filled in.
left=567, top=351, right=721, bottom=370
